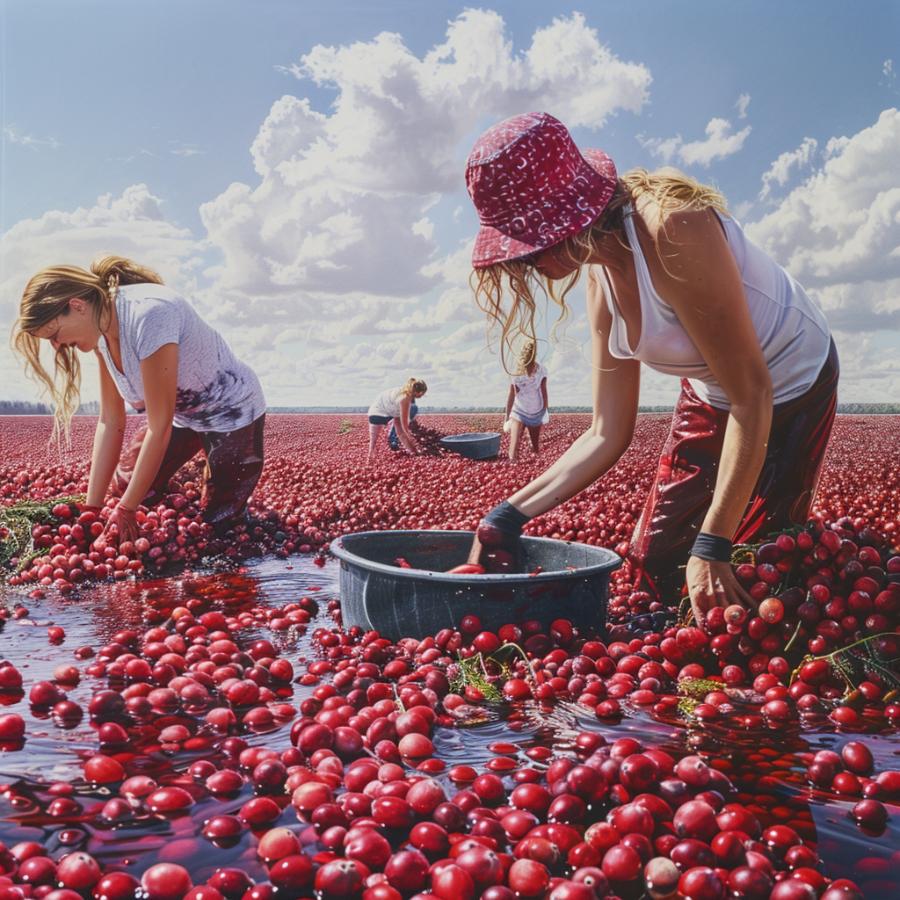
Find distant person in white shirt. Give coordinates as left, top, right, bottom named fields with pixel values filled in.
left=504, top=341, right=549, bottom=462
left=367, top=378, right=427, bottom=462
left=13, top=256, right=267, bottom=541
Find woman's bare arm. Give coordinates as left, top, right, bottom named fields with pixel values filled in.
left=469, top=273, right=637, bottom=562
left=505, top=384, right=516, bottom=419
left=509, top=271, right=639, bottom=516
left=85, top=352, right=127, bottom=507
left=655, top=208, right=772, bottom=620
left=393, top=395, right=419, bottom=453
left=117, top=344, right=179, bottom=511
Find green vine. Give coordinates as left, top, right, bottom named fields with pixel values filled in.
left=1, top=495, right=86, bottom=571
left=448, top=642, right=538, bottom=703
left=789, top=633, right=899, bottom=700
left=677, top=677, right=724, bottom=699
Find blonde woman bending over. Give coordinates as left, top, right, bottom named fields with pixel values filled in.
left=367, top=378, right=427, bottom=462
left=13, top=257, right=266, bottom=542
left=464, top=113, right=837, bottom=626
left=504, top=341, right=549, bottom=462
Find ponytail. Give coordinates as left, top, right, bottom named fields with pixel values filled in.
left=401, top=378, right=427, bottom=399
left=11, top=256, right=164, bottom=440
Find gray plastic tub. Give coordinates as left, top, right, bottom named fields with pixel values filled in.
left=331, top=530, right=621, bottom=640
left=439, top=432, right=501, bottom=459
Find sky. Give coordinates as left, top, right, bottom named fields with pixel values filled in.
left=1, top=0, right=898, bottom=410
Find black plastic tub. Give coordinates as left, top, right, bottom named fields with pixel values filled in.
left=439, top=432, right=501, bottom=459
left=330, top=530, right=621, bottom=640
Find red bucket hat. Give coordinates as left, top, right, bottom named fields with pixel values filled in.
left=466, top=112, right=618, bottom=269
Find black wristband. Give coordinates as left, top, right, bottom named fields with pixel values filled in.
left=483, top=500, right=531, bottom=536
left=690, top=532, right=733, bottom=563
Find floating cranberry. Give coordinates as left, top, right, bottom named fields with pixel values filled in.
left=201, top=815, right=244, bottom=844
left=384, top=849, right=429, bottom=893
left=678, top=866, right=725, bottom=900
left=674, top=756, right=711, bottom=788
left=55, top=853, right=101, bottom=891
left=841, top=740, right=874, bottom=775
left=83, top=755, right=125, bottom=784
left=207, top=868, right=254, bottom=899
left=147, top=786, right=194, bottom=814
left=0, top=713, right=25, bottom=741
left=507, top=859, right=550, bottom=897
left=768, top=880, right=817, bottom=899
left=268, top=855, right=313, bottom=892
left=643, top=857, right=680, bottom=899
left=673, top=800, right=719, bottom=843
left=430, top=862, right=475, bottom=900
left=141, top=864, right=193, bottom=900
left=601, top=844, right=642, bottom=882
left=455, top=847, right=504, bottom=888
left=93, top=872, right=142, bottom=900
left=851, top=799, right=888, bottom=830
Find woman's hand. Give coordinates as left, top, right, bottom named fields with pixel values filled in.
left=102, top=502, right=140, bottom=545
left=686, top=555, right=756, bottom=629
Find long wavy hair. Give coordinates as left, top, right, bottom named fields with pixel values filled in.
left=471, top=168, right=729, bottom=372
left=12, top=256, right=163, bottom=439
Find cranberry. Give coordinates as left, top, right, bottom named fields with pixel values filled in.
left=678, top=866, right=725, bottom=900
left=141, top=864, right=193, bottom=900
left=383, top=849, right=429, bottom=893
left=314, top=860, right=366, bottom=897
left=601, top=844, right=642, bottom=882
left=507, top=859, right=550, bottom=897
left=673, top=800, right=719, bottom=843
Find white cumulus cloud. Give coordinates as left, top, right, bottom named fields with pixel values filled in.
left=0, top=184, right=201, bottom=403
left=640, top=106, right=751, bottom=168
left=745, top=108, right=900, bottom=400
left=194, top=9, right=651, bottom=402
left=758, top=137, right=818, bottom=201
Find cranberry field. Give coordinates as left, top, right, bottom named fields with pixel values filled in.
left=0, top=414, right=898, bottom=900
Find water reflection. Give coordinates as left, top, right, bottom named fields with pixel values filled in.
left=0, top=557, right=897, bottom=892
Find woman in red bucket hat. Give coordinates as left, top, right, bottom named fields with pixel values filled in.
left=464, top=112, right=838, bottom=628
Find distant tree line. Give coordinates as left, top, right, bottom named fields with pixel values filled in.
left=266, top=404, right=900, bottom=414
left=3, top=401, right=899, bottom=416
left=0, top=400, right=100, bottom=415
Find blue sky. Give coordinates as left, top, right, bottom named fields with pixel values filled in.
left=2, top=1, right=898, bottom=407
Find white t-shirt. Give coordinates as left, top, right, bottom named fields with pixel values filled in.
left=367, top=387, right=406, bottom=419
left=96, top=283, right=266, bottom=432
left=511, top=364, right=548, bottom=417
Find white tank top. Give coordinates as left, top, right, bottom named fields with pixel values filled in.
left=599, top=208, right=832, bottom=409
left=367, top=387, right=406, bottom=419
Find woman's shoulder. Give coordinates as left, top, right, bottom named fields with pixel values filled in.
left=119, top=283, right=186, bottom=310
left=638, top=199, right=724, bottom=247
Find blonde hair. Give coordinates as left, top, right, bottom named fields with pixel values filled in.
left=472, top=168, right=729, bottom=372
left=400, top=377, right=427, bottom=399
left=516, top=340, right=537, bottom=375
left=12, top=256, right=163, bottom=439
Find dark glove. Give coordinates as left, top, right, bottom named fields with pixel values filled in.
left=475, top=501, right=531, bottom=573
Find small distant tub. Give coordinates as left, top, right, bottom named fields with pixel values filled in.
left=331, top=530, right=621, bottom=640
left=439, top=432, right=501, bottom=459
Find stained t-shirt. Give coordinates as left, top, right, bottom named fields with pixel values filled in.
left=96, top=283, right=266, bottom=432
left=367, top=387, right=407, bottom=419
left=511, top=363, right=548, bottom=417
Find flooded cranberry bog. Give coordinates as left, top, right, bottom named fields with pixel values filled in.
left=0, top=414, right=898, bottom=900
